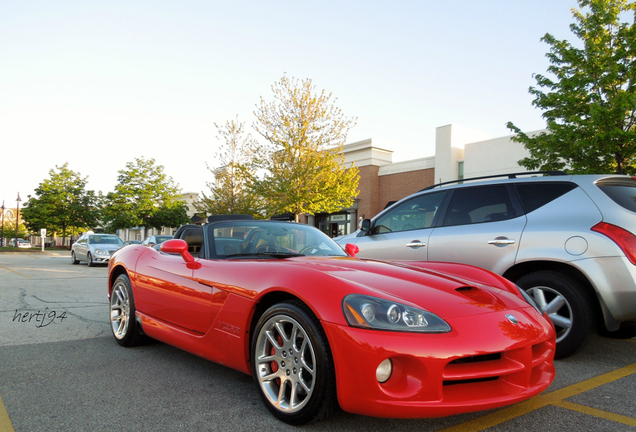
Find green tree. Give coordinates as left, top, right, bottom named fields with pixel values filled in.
left=195, top=118, right=263, bottom=218
left=21, top=164, right=100, bottom=244
left=2, top=219, right=28, bottom=242
left=507, top=0, right=636, bottom=174
left=253, top=75, right=360, bottom=221
left=102, top=157, right=189, bottom=232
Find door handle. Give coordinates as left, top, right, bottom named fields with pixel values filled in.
left=488, top=237, right=515, bottom=245
left=406, top=241, right=425, bottom=249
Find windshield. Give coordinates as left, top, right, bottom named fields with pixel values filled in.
left=88, top=235, right=124, bottom=245
left=208, top=221, right=347, bottom=259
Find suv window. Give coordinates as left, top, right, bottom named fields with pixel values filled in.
left=596, top=177, right=636, bottom=213
left=372, top=191, right=445, bottom=234
left=442, top=185, right=514, bottom=227
left=515, top=182, right=577, bottom=214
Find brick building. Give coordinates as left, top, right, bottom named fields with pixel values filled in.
left=307, top=123, right=537, bottom=237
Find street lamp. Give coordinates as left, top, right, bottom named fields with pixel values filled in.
left=15, top=193, right=21, bottom=248
left=1, top=200, right=5, bottom=247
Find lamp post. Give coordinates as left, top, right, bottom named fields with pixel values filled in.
left=1, top=200, right=5, bottom=247
left=15, top=193, right=21, bottom=248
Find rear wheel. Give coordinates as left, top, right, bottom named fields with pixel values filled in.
left=251, top=301, right=337, bottom=425
left=517, top=271, right=596, bottom=359
left=110, top=274, right=145, bottom=347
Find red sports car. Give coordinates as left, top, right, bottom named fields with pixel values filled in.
left=107, top=216, right=556, bottom=425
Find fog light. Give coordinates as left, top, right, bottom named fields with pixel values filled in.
left=376, top=359, right=392, bottom=383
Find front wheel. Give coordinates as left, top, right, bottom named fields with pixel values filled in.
left=251, top=301, right=337, bottom=425
left=87, top=252, right=94, bottom=267
left=517, top=271, right=596, bottom=359
left=71, top=251, right=79, bottom=265
left=110, top=274, right=145, bottom=347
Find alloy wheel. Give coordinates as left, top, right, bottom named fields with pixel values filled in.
left=110, top=281, right=131, bottom=340
left=527, top=285, right=573, bottom=343
left=254, top=314, right=316, bottom=414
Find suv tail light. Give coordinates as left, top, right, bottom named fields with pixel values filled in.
left=592, top=222, right=636, bottom=265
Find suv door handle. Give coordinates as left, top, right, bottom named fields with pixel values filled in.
left=406, top=241, right=425, bottom=249
left=488, top=237, right=515, bottom=245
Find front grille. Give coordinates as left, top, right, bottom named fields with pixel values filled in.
left=447, top=353, right=501, bottom=365
left=440, top=340, right=554, bottom=401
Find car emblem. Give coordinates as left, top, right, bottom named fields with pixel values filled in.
left=505, top=314, right=519, bottom=324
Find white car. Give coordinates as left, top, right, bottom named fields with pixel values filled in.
left=9, top=239, right=31, bottom=248
left=71, top=233, right=123, bottom=267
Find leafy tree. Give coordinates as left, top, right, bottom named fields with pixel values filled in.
left=102, top=157, right=189, bottom=232
left=195, top=118, right=263, bottom=218
left=2, top=219, right=28, bottom=242
left=253, top=75, right=360, bottom=221
left=21, top=164, right=101, bottom=244
left=507, top=0, right=636, bottom=174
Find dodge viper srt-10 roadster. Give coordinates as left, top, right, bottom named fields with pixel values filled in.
left=107, top=216, right=556, bottom=425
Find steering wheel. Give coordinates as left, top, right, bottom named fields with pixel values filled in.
left=300, top=245, right=321, bottom=256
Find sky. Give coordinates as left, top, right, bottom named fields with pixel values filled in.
left=0, top=0, right=579, bottom=208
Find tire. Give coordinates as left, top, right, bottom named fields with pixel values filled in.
left=87, top=252, right=94, bottom=267
left=251, top=301, right=337, bottom=425
left=110, top=274, right=146, bottom=347
left=71, top=251, right=79, bottom=265
left=517, top=271, right=596, bottom=359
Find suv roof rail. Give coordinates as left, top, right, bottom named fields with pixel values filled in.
left=421, top=171, right=568, bottom=191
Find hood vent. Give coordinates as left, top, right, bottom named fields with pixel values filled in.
left=455, top=286, right=506, bottom=310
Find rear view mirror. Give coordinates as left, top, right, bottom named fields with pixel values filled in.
left=360, top=219, right=371, bottom=233
left=161, top=239, right=197, bottom=266
left=344, top=243, right=359, bottom=257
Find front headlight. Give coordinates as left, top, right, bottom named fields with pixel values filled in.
left=343, top=294, right=451, bottom=333
left=516, top=285, right=544, bottom=315
left=94, top=249, right=108, bottom=255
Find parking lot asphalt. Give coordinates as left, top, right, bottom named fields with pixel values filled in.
left=0, top=251, right=635, bottom=431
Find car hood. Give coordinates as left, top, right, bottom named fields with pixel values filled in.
left=290, top=257, right=529, bottom=320
left=333, top=232, right=358, bottom=245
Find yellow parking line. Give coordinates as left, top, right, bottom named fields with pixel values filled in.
left=438, top=362, right=636, bottom=432
left=0, top=394, right=14, bottom=432
left=0, top=265, right=31, bottom=279
left=554, top=400, right=636, bottom=427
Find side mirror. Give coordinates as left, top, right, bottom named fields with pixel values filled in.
left=360, top=219, right=371, bottom=233
left=160, top=239, right=195, bottom=263
left=344, top=243, right=359, bottom=257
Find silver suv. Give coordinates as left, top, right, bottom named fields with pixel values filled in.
left=335, top=173, right=636, bottom=358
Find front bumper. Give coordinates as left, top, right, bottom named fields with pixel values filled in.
left=323, top=308, right=555, bottom=418
left=92, top=250, right=115, bottom=263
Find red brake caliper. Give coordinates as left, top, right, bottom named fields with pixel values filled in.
left=271, top=334, right=284, bottom=385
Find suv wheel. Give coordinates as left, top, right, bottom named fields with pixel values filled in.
left=516, top=271, right=596, bottom=359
